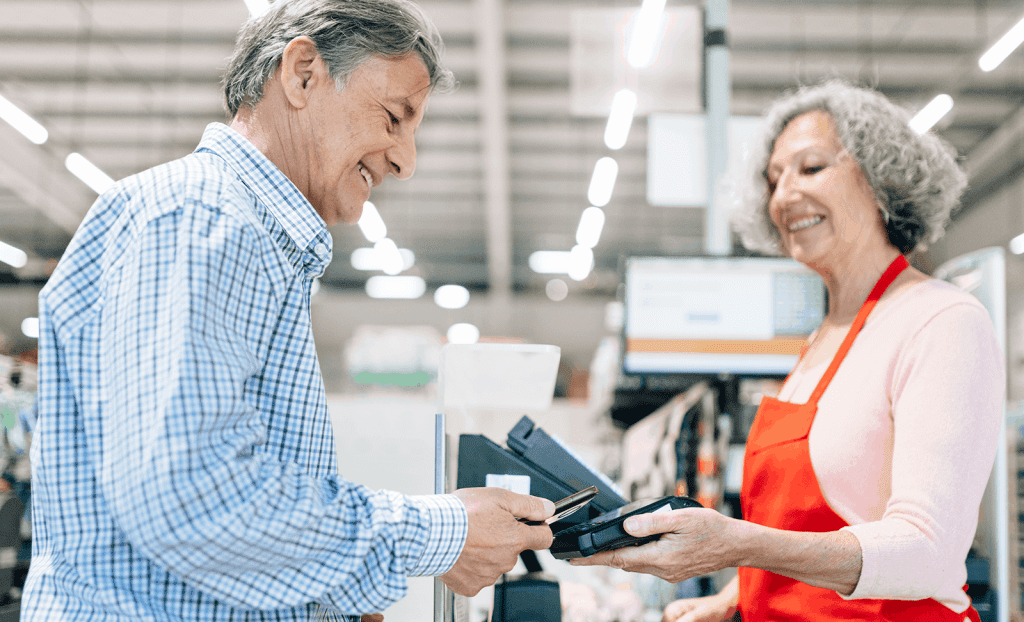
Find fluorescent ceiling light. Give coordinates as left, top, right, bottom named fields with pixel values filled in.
left=587, top=157, right=618, bottom=207
left=351, top=245, right=414, bottom=272
left=604, top=89, right=638, bottom=150
left=0, top=240, right=28, bottom=269
left=365, top=275, right=426, bottom=299
left=908, top=94, right=953, bottom=135
left=979, top=15, right=1024, bottom=72
left=372, top=238, right=406, bottom=275
left=66, top=152, right=115, bottom=194
left=21, top=317, right=39, bottom=339
left=357, top=201, right=387, bottom=243
left=243, top=0, right=271, bottom=17
left=434, top=284, right=470, bottom=310
left=529, top=250, right=571, bottom=274
left=575, top=206, right=606, bottom=249
left=1010, top=233, right=1024, bottom=255
left=0, top=93, right=48, bottom=145
left=627, top=0, right=667, bottom=69
left=447, top=323, right=480, bottom=344
left=568, top=245, right=594, bottom=282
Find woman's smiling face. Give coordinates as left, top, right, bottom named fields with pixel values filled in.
left=765, top=110, right=890, bottom=270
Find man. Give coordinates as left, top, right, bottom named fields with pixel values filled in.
left=22, top=1, right=554, bottom=620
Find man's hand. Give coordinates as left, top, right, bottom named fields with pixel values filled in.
left=440, top=488, right=555, bottom=596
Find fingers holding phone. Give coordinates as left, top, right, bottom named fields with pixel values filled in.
left=519, top=485, right=598, bottom=525
left=440, top=487, right=555, bottom=596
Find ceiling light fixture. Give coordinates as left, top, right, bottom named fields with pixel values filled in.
left=22, top=317, right=39, bottom=339
left=567, top=245, right=594, bottom=282
left=242, top=0, right=271, bottom=17
left=604, top=89, right=638, bottom=150
left=587, top=157, right=618, bottom=207
left=0, top=240, right=28, bottom=269
left=446, top=323, right=480, bottom=345
left=350, top=246, right=414, bottom=272
left=1010, top=233, right=1024, bottom=255
left=357, top=201, right=387, bottom=243
left=434, top=284, right=470, bottom=310
left=627, top=0, right=667, bottom=69
left=545, top=278, right=569, bottom=302
left=908, top=94, right=953, bottom=135
left=66, top=153, right=115, bottom=194
left=0, top=93, right=48, bottom=145
left=575, top=207, right=606, bottom=249
left=529, top=250, right=571, bottom=274
left=979, top=15, right=1024, bottom=72
left=373, top=238, right=406, bottom=275
left=365, top=275, right=426, bottom=299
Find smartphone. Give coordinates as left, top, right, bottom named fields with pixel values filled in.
left=518, top=486, right=599, bottom=526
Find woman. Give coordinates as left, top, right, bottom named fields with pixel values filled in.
left=570, top=80, right=1004, bottom=622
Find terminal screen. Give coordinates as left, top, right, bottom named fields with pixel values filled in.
left=622, top=256, right=826, bottom=376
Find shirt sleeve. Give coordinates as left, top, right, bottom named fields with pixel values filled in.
left=98, top=199, right=467, bottom=613
left=841, top=301, right=1004, bottom=601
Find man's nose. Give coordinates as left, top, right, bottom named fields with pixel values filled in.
left=386, top=131, right=416, bottom=180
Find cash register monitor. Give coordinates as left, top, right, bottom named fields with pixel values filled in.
left=622, top=256, right=826, bottom=376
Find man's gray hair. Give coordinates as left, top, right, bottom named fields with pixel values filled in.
left=222, top=0, right=455, bottom=118
left=729, top=79, right=967, bottom=255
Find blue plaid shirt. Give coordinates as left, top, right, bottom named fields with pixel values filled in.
left=23, top=123, right=467, bottom=621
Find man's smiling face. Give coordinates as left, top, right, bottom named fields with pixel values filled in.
left=303, top=53, right=431, bottom=226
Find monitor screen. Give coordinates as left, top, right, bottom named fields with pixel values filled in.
left=622, top=256, right=827, bottom=376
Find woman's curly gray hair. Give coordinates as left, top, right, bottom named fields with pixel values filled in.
left=729, top=80, right=967, bottom=255
left=222, top=0, right=455, bottom=118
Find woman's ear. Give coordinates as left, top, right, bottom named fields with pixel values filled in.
left=278, top=36, right=322, bottom=110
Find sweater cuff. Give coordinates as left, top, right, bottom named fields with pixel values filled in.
left=839, top=524, right=880, bottom=600
left=839, top=521, right=946, bottom=601
left=405, top=494, right=468, bottom=577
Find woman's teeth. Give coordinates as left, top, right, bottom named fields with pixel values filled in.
left=357, top=163, right=373, bottom=188
left=789, top=215, right=823, bottom=232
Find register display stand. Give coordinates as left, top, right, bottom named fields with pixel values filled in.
left=435, top=343, right=561, bottom=622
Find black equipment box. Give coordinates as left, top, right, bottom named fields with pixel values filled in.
left=506, top=416, right=627, bottom=515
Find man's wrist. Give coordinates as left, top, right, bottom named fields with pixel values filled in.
left=404, top=494, right=468, bottom=577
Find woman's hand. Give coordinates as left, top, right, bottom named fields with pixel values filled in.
left=663, top=575, right=739, bottom=622
left=661, top=594, right=735, bottom=622
left=568, top=507, right=739, bottom=583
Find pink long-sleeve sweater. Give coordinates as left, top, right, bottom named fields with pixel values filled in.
left=774, top=278, right=1005, bottom=614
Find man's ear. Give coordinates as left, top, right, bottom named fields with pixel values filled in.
left=279, top=36, right=323, bottom=110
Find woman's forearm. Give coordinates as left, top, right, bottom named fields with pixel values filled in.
left=568, top=508, right=862, bottom=597
left=731, top=520, right=862, bottom=595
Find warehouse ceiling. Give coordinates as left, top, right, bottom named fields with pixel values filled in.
left=1, top=0, right=1023, bottom=305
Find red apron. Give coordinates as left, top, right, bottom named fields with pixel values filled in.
left=738, top=255, right=981, bottom=622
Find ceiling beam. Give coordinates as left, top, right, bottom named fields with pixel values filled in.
left=477, top=0, right=513, bottom=300
left=957, top=104, right=1024, bottom=215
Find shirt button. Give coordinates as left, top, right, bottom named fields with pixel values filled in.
left=314, top=243, right=327, bottom=256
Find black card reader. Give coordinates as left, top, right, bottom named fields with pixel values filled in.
left=550, top=495, right=702, bottom=560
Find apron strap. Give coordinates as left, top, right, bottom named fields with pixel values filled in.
left=806, top=255, right=909, bottom=405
